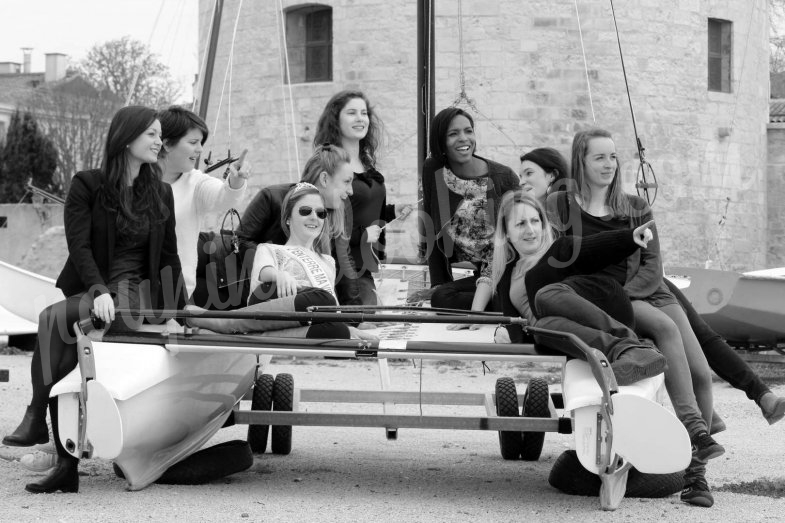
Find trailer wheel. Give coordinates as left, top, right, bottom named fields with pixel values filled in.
left=495, top=377, right=522, bottom=460
left=521, top=377, right=549, bottom=461
left=548, top=450, right=684, bottom=498
left=271, top=373, right=294, bottom=455
left=248, top=374, right=274, bottom=454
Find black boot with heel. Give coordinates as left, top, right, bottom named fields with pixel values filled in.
left=24, top=398, right=79, bottom=494
left=2, top=405, right=48, bottom=446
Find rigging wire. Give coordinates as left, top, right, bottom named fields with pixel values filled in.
left=609, top=0, right=658, bottom=205
left=450, top=0, right=518, bottom=149
left=709, top=0, right=758, bottom=270
left=125, top=0, right=166, bottom=106
left=213, top=0, right=244, bottom=149
left=276, top=0, right=301, bottom=179
left=573, top=0, right=596, bottom=124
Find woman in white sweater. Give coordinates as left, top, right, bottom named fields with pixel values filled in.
left=158, top=106, right=248, bottom=298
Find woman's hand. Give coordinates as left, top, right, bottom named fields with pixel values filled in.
left=394, top=203, right=415, bottom=220
left=365, top=224, right=382, bottom=244
left=93, top=293, right=115, bottom=323
left=275, top=270, right=299, bottom=297
left=349, top=326, right=379, bottom=340
left=494, top=327, right=511, bottom=344
left=633, top=220, right=655, bottom=248
left=447, top=323, right=481, bottom=331
left=226, top=149, right=250, bottom=189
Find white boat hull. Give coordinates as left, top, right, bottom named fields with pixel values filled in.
left=51, top=332, right=265, bottom=490
left=0, top=260, right=64, bottom=335
left=668, top=266, right=785, bottom=345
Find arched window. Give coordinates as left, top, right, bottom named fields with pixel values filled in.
left=285, top=5, right=333, bottom=83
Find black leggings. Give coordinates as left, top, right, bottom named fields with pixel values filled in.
left=249, top=284, right=350, bottom=339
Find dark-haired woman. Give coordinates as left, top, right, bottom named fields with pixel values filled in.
left=3, top=106, right=187, bottom=494
left=157, top=105, right=248, bottom=300
left=314, top=90, right=407, bottom=305
left=519, top=147, right=570, bottom=197
left=420, top=107, right=519, bottom=314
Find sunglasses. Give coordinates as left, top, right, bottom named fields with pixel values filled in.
left=297, top=206, right=327, bottom=219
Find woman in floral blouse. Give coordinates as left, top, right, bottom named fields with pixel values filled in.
left=419, top=107, right=519, bottom=315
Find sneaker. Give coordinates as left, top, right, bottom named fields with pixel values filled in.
left=690, top=431, right=725, bottom=461
left=681, top=475, right=714, bottom=507
left=19, top=443, right=56, bottom=473
left=610, top=347, right=667, bottom=386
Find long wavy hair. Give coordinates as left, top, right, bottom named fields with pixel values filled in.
left=100, top=105, right=167, bottom=237
left=313, top=90, right=382, bottom=171
left=300, top=144, right=351, bottom=240
left=280, top=184, right=330, bottom=254
left=428, top=107, right=475, bottom=169
left=570, top=128, right=632, bottom=219
left=490, top=189, right=555, bottom=294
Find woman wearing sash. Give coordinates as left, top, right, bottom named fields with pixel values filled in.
left=233, top=145, right=359, bottom=308
left=188, top=183, right=366, bottom=339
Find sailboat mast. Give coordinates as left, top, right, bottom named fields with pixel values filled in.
left=417, top=0, right=435, bottom=261
left=197, top=0, right=224, bottom=121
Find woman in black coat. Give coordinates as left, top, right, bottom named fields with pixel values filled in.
left=3, top=105, right=187, bottom=494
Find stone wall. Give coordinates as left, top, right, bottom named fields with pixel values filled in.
left=767, top=124, right=785, bottom=267
left=198, top=0, right=772, bottom=270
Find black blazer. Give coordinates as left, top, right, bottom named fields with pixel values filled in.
left=56, top=169, right=186, bottom=310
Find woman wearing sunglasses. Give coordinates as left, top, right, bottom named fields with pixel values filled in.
left=230, top=144, right=359, bottom=309
left=188, top=183, right=368, bottom=339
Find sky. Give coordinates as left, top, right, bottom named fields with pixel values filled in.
left=0, top=0, right=200, bottom=102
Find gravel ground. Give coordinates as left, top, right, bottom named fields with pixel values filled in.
left=1, top=354, right=785, bottom=522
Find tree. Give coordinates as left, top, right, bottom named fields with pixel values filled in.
left=772, top=0, right=785, bottom=73
left=0, top=110, right=58, bottom=203
left=26, top=77, right=121, bottom=195
left=79, top=36, right=181, bottom=108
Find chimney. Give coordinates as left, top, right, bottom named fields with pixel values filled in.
left=45, top=53, right=67, bottom=82
left=21, top=47, right=32, bottom=73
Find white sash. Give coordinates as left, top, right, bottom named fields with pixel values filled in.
left=278, top=246, right=334, bottom=295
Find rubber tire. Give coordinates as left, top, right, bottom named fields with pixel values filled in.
left=271, top=373, right=294, bottom=455
left=521, top=377, right=549, bottom=461
left=114, top=440, right=254, bottom=485
left=548, top=450, right=685, bottom=498
left=248, top=374, right=274, bottom=454
left=495, top=377, right=522, bottom=460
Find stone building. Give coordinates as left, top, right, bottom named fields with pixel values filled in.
left=197, top=0, right=773, bottom=270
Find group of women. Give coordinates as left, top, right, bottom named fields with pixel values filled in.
left=2, top=91, right=784, bottom=507
left=422, top=107, right=785, bottom=508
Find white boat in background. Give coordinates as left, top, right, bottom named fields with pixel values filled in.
left=668, top=266, right=785, bottom=347
left=0, top=260, right=64, bottom=336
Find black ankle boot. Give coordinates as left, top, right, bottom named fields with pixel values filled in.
left=2, top=405, right=48, bottom=446
left=25, top=456, right=79, bottom=494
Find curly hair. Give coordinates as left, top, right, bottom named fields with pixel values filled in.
left=313, top=90, right=382, bottom=170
